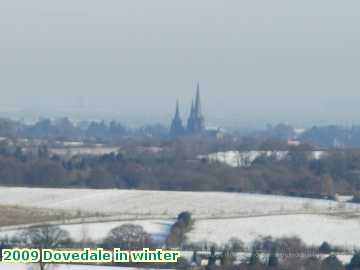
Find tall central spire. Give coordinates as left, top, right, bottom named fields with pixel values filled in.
left=175, top=100, right=180, bottom=118
left=194, top=82, right=202, bottom=117
left=187, top=83, right=205, bottom=134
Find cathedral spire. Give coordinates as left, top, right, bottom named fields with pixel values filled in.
left=187, top=83, right=205, bottom=134
left=194, top=82, right=202, bottom=117
left=175, top=100, right=180, bottom=118
left=171, top=83, right=206, bottom=137
left=170, top=100, right=184, bottom=137
left=190, top=99, right=195, bottom=116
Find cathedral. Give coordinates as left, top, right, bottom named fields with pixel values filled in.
left=170, top=83, right=205, bottom=137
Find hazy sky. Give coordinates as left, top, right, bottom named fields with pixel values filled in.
left=1, top=1, right=360, bottom=127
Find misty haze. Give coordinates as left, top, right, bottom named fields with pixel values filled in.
left=1, top=1, right=360, bottom=127
left=1, top=2, right=360, bottom=270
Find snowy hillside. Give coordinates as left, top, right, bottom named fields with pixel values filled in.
left=0, top=187, right=359, bottom=249
left=0, top=220, right=173, bottom=244
left=199, top=150, right=326, bottom=167
left=0, top=187, right=356, bottom=219
left=187, top=214, right=360, bottom=247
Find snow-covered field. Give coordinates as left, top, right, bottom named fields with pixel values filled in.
left=0, top=220, right=172, bottom=244
left=0, top=187, right=359, bottom=249
left=187, top=214, right=360, bottom=247
left=0, top=187, right=356, bottom=219
left=199, top=150, right=326, bottom=167
left=61, top=220, right=172, bottom=243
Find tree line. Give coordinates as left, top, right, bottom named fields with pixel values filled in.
left=0, top=117, right=169, bottom=142
left=2, top=138, right=360, bottom=197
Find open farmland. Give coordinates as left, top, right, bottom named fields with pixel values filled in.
left=0, top=219, right=173, bottom=244
left=0, top=187, right=358, bottom=219
left=0, top=187, right=359, bottom=249
left=0, top=205, right=78, bottom=227
left=187, top=214, right=360, bottom=247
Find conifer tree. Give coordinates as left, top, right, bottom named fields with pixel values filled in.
left=249, top=247, right=261, bottom=266
left=322, top=255, right=344, bottom=270
left=349, top=253, right=360, bottom=269
left=207, top=246, right=217, bottom=270
left=268, top=247, right=279, bottom=267
left=192, top=250, right=198, bottom=265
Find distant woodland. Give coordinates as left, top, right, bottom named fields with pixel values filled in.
left=0, top=117, right=360, bottom=198
left=0, top=139, right=360, bottom=198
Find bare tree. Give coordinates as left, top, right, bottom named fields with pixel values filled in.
left=322, top=175, right=334, bottom=198
left=103, top=224, right=152, bottom=250
left=21, top=225, right=71, bottom=270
